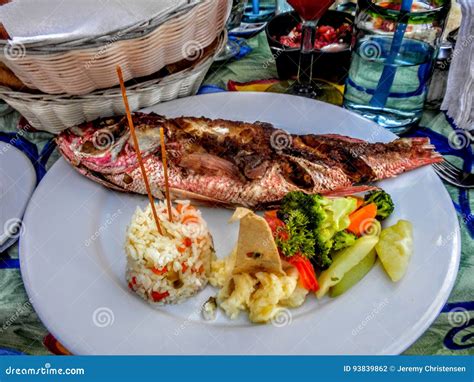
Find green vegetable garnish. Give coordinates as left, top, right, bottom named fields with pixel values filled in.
left=364, top=190, right=394, bottom=221
left=276, top=210, right=316, bottom=258
left=277, top=191, right=358, bottom=269
left=332, top=230, right=357, bottom=252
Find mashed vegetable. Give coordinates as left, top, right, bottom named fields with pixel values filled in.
left=209, top=251, right=308, bottom=323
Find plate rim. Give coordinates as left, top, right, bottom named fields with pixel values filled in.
left=0, top=141, right=37, bottom=250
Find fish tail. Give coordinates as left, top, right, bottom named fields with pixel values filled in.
left=403, top=137, right=443, bottom=169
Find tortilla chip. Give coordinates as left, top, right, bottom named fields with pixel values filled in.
left=229, top=208, right=284, bottom=276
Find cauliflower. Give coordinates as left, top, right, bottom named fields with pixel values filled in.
left=218, top=273, right=257, bottom=319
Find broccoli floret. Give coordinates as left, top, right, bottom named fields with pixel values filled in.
left=306, top=194, right=329, bottom=229
left=276, top=210, right=316, bottom=258
left=277, top=191, right=357, bottom=270
left=332, top=230, right=357, bottom=252
left=277, top=192, right=327, bottom=230
left=313, top=237, right=334, bottom=270
left=277, top=191, right=312, bottom=221
left=364, top=190, right=394, bottom=221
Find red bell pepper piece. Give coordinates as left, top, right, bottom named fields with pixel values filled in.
left=288, top=254, right=319, bottom=292
left=151, top=291, right=169, bottom=302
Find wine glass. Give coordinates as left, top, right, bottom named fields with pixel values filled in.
left=216, top=0, right=247, bottom=61
left=269, top=0, right=343, bottom=104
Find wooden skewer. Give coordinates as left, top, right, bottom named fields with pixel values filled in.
left=160, top=127, right=173, bottom=222
left=116, top=66, right=163, bottom=235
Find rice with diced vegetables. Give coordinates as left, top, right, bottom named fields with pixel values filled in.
left=125, top=200, right=215, bottom=305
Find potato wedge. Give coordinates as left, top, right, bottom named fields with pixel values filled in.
left=329, top=249, right=376, bottom=297
left=375, top=220, right=413, bottom=282
left=316, top=235, right=379, bottom=298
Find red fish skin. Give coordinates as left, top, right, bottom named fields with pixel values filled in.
left=102, top=155, right=300, bottom=208
left=56, top=113, right=442, bottom=208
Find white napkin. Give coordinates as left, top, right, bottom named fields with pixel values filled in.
left=0, top=0, right=189, bottom=44
left=441, top=0, right=473, bottom=130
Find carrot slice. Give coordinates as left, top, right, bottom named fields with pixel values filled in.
left=184, top=205, right=196, bottom=213
left=182, top=214, right=199, bottom=224
left=288, top=254, right=319, bottom=292
left=151, top=266, right=168, bottom=275
left=264, top=210, right=278, bottom=219
left=347, top=203, right=378, bottom=236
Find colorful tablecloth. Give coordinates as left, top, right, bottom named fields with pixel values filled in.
left=0, top=32, right=472, bottom=355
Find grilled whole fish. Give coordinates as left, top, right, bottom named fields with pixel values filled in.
left=56, top=113, right=442, bottom=208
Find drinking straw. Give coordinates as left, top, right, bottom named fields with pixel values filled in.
left=369, top=0, right=414, bottom=108
left=116, top=65, right=163, bottom=235
left=159, top=127, right=173, bottom=223
left=252, top=0, right=260, bottom=14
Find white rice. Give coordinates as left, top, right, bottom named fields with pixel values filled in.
left=125, top=200, right=215, bottom=305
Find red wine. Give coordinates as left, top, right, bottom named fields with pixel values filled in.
left=287, top=0, right=333, bottom=20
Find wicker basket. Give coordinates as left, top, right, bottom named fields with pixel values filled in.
left=0, top=33, right=226, bottom=134
left=0, top=0, right=229, bottom=95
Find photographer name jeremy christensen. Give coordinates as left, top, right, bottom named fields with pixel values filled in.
left=397, top=365, right=467, bottom=373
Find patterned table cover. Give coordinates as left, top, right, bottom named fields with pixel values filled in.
left=0, top=32, right=472, bottom=355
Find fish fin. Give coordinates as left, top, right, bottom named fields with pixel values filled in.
left=60, top=150, right=129, bottom=193
left=320, top=185, right=379, bottom=197
left=404, top=137, right=443, bottom=168
left=168, top=188, right=234, bottom=209
left=179, top=153, right=241, bottom=179
left=75, top=166, right=128, bottom=193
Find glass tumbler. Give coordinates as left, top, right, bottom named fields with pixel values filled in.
left=343, top=0, right=450, bottom=134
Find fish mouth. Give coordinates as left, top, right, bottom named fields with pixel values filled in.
left=57, top=114, right=167, bottom=174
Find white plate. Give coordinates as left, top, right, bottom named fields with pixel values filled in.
left=0, top=141, right=36, bottom=251
left=20, top=93, right=460, bottom=355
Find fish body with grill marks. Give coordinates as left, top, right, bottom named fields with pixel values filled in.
left=56, top=113, right=442, bottom=208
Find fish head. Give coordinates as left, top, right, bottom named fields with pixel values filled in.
left=56, top=113, right=167, bottom=174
